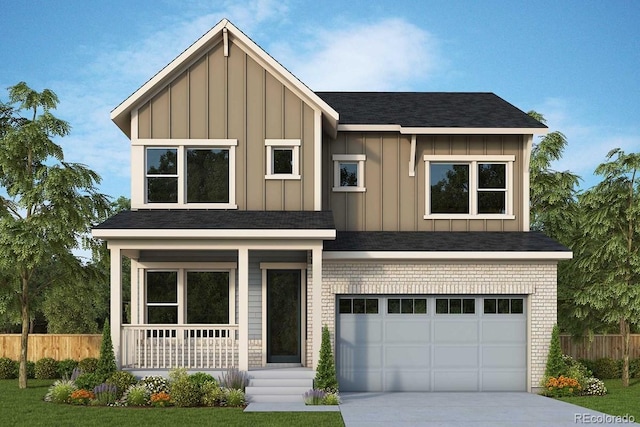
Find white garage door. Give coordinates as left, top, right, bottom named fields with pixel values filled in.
left=337, top=295, right=527, bottom=392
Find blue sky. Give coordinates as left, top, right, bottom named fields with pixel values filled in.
left=1, top=0, right=638, bottom=200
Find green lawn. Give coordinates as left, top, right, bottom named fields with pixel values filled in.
left=0, top=380, right=344, bottom=427
left=557, top=379, right=640, bottom=419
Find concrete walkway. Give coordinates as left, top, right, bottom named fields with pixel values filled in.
left=338, top=392, right=639, bottom=427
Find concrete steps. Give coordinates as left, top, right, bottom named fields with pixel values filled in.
left=246, top=368, right=314, bottom=403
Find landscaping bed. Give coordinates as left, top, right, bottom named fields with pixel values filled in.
left=557, top=379, right=640, bottom=420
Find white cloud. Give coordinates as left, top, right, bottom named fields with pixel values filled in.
left=272, top=18, right=444, bottom=91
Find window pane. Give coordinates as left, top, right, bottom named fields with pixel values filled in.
left=147, top=271, right=177, bottom=303
left=463, top=299, right=475, bottom=314
left=498, top=298, right=510, bottom=314
left=147, top=177, right=178, bottom=203
left=187, top=149, right=229, bottom=203
left=484, top=299, right=497, bottom=314
left=414, top=299, right=427, bottom=314
left=478, top=164, right=506, bottom=189
left=366, top=299, right=379, bottom=314
left=511, top=298, right=524, bottom=314
left=430, top=164, right=469, bottom=214
left=339, top=299, right=352, bottom=314
left=401, top=299, right=414, bottom=314
left=388, top=299, right=400, bottom=314
left=148, top=306, right=177, bottom=324
left=340, top=163, right=358, bottom=187
left=147, top=148, right=177, bottom=175
left=353, top=298, right=365, bottom=314
left=450, top=299, right=462, bottom=314
left=478, top=191, right=506, bottom=214
left=435, top=299, right=448, bottom=314
left=187, top=272, right=229, bottom=324
left=273, top=149, right=293, bottom=174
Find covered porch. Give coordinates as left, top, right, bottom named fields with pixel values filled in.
left=92, top=210, right=335, bottom=372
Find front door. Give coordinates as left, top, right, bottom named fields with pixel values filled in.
left=266, top=270, right=301, bottom=363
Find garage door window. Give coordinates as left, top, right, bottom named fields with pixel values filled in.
left=339, top=298, right=379, bottom=314
left=483, top=298, right=524, bottom=314
left=388, top=298, right=427, bottom=314
left=436, top=298, right=475, bottom=314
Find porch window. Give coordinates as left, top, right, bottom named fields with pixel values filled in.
left=146, top=271, right=178, bottom=323
left=186, top=271, right=229, bottom=323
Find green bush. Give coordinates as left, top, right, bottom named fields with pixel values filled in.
left=35, top=357, right=60, bottom=379
left=218, top=367, right=248, bottom=391
left=322, top=392, right=340, bottom=405
left=189, top=372, right=217, bottom=388
left=544, top=325, right=565, bottom=379
left=107, top=371, right=137, bottom=398
left=630, top=358, right=640, bottom=378
left=57, top=359, right=78, bottom=379
left=592, top=358, right=621, bottom=379
left=122, top=384, right=150, bottom=406
left=0, top=357, right=17, bottom=379
left=78, top=357, right=99, bottom=373
left=26, top=361, right=35, bottom=379
left=96, top=320, right=117, bottom=378
left=314, top=325, right=338, bottom=393
left=44, top=379, right=77, bottom=404
left=201, top=382, right=225, bottom=407
left=224, top=388, right=245, bottom=407
left=74, top=372, right=106, bottom=390
left=170, top=376, right=201, bottom=407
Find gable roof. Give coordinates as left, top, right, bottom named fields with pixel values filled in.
left=111, top=19, right=339, bottom=138
left=316, top=92, right=547, bottom=134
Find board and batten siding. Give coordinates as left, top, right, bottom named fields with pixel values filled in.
left=135, top=38, right=316, bottom=211
left=324, top=132, right=526, bottom=232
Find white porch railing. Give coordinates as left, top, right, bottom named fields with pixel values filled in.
left=121, top=324, right=239, bottom=370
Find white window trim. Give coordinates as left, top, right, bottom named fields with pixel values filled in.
left=141, top=262, right=237, bottom=325
left=265, top=139, right=301, bottom=180
left=141, top=139, right=237, bottom=209
left=333, top=154, right=366, bottom=192
left=423, top=155, right=515, bottom=219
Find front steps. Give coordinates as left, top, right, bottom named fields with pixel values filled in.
left=245, top=368, right=314, bottom=403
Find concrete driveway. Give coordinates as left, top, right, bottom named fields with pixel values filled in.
left=339, top=392, right=638, bottom=426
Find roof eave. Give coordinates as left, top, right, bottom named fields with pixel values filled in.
left=336, top=124, right=548, bottom=135
left=323, top=251, right=572, bottom=261
left=92, top=228, right=336, bottom=240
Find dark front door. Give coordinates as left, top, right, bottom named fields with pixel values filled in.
left=267, top=270, right=301, bottom=363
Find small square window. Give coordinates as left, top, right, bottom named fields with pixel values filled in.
left=339, top=299, right=352, bottom=314
left=436, top=299, right=449, bottom=314
left=388, top=299, right=400, bottom=314
left=353, top=298, right=366, bottom=314
left=511, top=299, right=524, bottom=314
left=498, top=298, right=510, bottom=314
left=333, top=154, right=366, bottom=192
left=265, top=139, right=300, bottom=179
left=414, top=299, right=427, bottom=314
left=484, top=299, right=497, bottom=314
left=366, top=299, right=379, bottom=314
left=463, top=299, right=475, bottom=314
left=273, top=149, right=293, bottom=174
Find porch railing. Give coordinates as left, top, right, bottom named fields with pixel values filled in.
left=121, top=324, right=239, bottom=370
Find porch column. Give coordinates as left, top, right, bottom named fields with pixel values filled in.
left=312, top=245, right=323, bottom=368
left=238, top=248, right=249, bottom=371
left=109, top=245, right=122, bottom=368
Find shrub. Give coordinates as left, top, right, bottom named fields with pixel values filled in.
left=107, top=371, right=137, bottom=398
left=150, top=391, right=172, bottom=407
left=322, top=392, right=340, bottom=405
left=74, top=372, right=106, bottom=391
left=224, top=388, right=246, bottom=407
left=122, top=384, right=150, bottom=407
left=202, top=382, right=225, bottom=407
left=140, top=375, right=170, bottom=394
left=189, top=372, right=217, bottom=388
left=314, top=325, right=339, bottom=393
left=78, top=357, right=99, bottom=373
left=563, top=355, right=591, bottom=388
left=57, top=359, right=79, bottom=379
left=93, top=382, right=118, bottom=405
left=170, top=376, right=201, bottom=407
left=218, top=367, right=248, bottom=391
left=631, top=358, right=640, bottom=378
left=544, top=325, right=565, bottom=379
left=304, top=388, right=326, bottom=405
left=69, top=389, right=95, bottom=405
left=96, top=320, right=117, bottom=378
left=26, top=361, right=35, bottom=379
left=0, top=357, right=17, bottom=379
left=542, top=375, right=582, bottom=397
left=592, top=358, right=620, bottom=379
left=44, top=379, right=77, bottom=404
left=35, top=357, right=59, bottom=379
left=581, top=377, right=607, bottom=396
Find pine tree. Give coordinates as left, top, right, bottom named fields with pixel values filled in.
left=314, top=325, right=338, bottom=393
left=96, top=319, right=117, bottom=378
left=544, top=324, right=565, bottom=379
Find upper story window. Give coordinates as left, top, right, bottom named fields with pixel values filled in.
left=141, top=139, right=237, bottom=208
left=265, top=139, right=301, bottom=180
left=424, top=155, right=514, bottom=219
left=333, top=154, right=366, bottom=192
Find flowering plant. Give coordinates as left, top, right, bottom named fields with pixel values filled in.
left=543, top=375, right=582, bottom=397
left=150, top=391, right=172, bottom=407
left=70, top=389, right=95, bottom=405
left=580, top=377, right=607, bottom=396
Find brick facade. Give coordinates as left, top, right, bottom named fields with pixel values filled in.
left=320, top=260, right=558, bottom=391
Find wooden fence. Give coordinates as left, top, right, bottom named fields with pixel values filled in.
left=0, top=334, right=101, bottom=361
left=561, top=334, right=640, bottom=360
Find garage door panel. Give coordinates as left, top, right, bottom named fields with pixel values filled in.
left=434, top=321, right=478, bottom=343
left=482, top=346, right=526, bottom=368
left=384, top=371, right=430, bottom=391
left=433, top=371, right=479, bottom=391
left=385, top=319, right=430, bottom=342
left=481, top=320, right=526, bottom=343
left=433, top=346, right=478, bottom=368
left=339, top=319, right=383, bottom=344
left=481, top=370, right=526, bottom=391
left=338, top=345, right=382, bottom=370
left=340, top=370, right=383, bottom=392
left=385, top=345, right=430, bottom=369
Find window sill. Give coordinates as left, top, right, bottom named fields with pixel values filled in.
left=423, top=214, right=516, bottom=220
left=265, top=174, right=301, bottom=180
left=333, top=187, right=366, bottom=193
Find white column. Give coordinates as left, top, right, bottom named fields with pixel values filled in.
left=238, top=248, right=249, bottom=371
left=110, top=245, right=122, bottom=368
left=312, top=245, right=323, bottom=369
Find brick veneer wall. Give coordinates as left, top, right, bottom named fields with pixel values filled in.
left=321, top=261, right=558, bottom=391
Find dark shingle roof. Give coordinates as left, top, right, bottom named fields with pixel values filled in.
left=94, top=210, right=335, bottom=230
left=324, top=231, right=569, bottom=252
left=315, top=92, right=546, bottom=129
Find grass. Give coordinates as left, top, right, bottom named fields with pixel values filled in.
left=0, top=380, right=344, bottom=427
left=557, top=378, right=640, bottom=419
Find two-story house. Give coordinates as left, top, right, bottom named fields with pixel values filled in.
left=93, top=19, right=571, bottom=396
